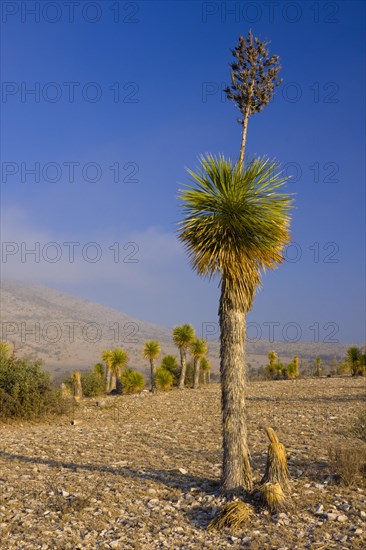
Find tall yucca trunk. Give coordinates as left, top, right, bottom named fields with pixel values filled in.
left=150, top=359, right=157, bottom=393
left=116, top=372, right=123, bottom=394
left=193, top=358, right=200, bottom=389
left=105, top=368, right=111, bottom=393
left=219, top=281, right=253, bottom=495
left=178, top=348, right=187, bottom=389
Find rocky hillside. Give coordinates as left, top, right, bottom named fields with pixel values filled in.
left=0, top=280, right=350, bottom=377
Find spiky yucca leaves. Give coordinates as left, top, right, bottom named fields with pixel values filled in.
left=172, top=324, right=195, bottom=389
left=208, top=500, right=253, bottom=531
left=189, top=338, right=208, bottom=389
left=178, top=156, right=291, bottom=312
left=121, top=368, right=145, bottom=394
left=155, top=367, right=173, bottom=391
left=261, top=427, right=289, bottom=489
left=110, top=348, right=129, bottom=394
left=143, top=340, right=161, bottom=393
left=259, top=482, right=286, bottom=512
left=161, top=354, right=180, bottom=385
left=178, top=155, right=292, bottom=496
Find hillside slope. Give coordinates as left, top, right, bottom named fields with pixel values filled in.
left=0, top=280, right=350, bottom=376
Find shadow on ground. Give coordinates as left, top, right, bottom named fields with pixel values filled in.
left=0, top=449, right=220, bottom=494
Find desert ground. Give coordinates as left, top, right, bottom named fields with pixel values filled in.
left=0, top=377, right=365, bottom=549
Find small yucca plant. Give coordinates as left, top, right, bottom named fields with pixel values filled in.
left=155, top=367, right=173, bottom=391
left=121, top=369, right=145, bottom=394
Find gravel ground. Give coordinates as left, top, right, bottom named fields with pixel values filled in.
left=0, top=377, right=365, bottom=549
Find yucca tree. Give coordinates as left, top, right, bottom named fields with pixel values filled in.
left=268, top=351, right=278, bottom=366
left=143, top=340, right=161, bottom=393
left=200, top=357, right=211, bottom=385
left=111, top=348, right=129, bottom=394
left=190, top=338, right=208, bottom=389
left=172, top=324, right=195, bottom=389
left=178, top=154, right=292, bottom=495
left=102, top=349, right=113, bottom=393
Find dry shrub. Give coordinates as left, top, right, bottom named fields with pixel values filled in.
left=261, top=427, right=289, bottom=489
left=328, top=444, right=366, bottom=486
left=208, top=500, right=253, bottom=531
left=350, top=410, right=366, bottom=443
left=259, top=482, right=286, bottom=512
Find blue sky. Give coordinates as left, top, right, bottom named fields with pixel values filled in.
left=1, top=0, right=365, bottom=344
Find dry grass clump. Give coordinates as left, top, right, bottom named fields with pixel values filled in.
left=208, top=500, right=253, bottom=531
left=259, top=482, right=286, bottom=512
left=328, top=443, right=366, bottom=486
left=261, top=427, right=289, bottom=489
left=350, top=409, right=366, bottom=443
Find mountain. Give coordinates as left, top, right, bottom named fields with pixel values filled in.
left=0, top=280, right=350, bottom=377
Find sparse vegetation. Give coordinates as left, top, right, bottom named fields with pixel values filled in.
left=189, top=338, right=208, bottom=389
left=173, top=324, right=195, bottom=389
left=142, top=340, right=161, bottom=393
left=0, top=348, right=66, bottom=419
left=80, top=368, right=106, bottom=398
left=120, top=368, right=145, bottom=394
left=346, top=346, right=366, bottom=376
left=160, top=354, right=180, bottom=385
left=266, top=352, right=299, bottom=380
left=200, top=357, right=211, bottom=385
left=110, top=348, right=129, bottom=394
left=328, top=444, right=366, bottom=486
left=155, top=367, right=173, bottom=391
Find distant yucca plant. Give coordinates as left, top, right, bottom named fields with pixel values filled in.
left=155, top=367, right=173, bottom=391
left=121, top=369, right=145, bottom=394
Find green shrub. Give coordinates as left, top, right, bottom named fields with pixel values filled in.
left=161, top=355, right=180, bottom=385
left=121, top=368, right=145, bottom=394
left=155, top=367, right=173, bottom=391
left=80, top=371, right=106, bottom=397
left=0, top=355, right=66, bottom=419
